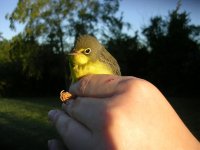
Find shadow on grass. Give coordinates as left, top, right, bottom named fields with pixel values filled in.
left=0, top=97, right=199, bottom=150
left=0, top=98, right=60, bottom=150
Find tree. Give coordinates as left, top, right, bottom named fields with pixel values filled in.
left=107, top=32, right=149, bottom=77
left=142, top=7, right=200, bottom=96
left=6, top=0, right=128, bottom=52
left=0, top=39, right=11, bottom=63
left=0, top=32, right=4, bottom=41
left=0, top=38, right=12, bottom=96
left=5, top=0, right=130, bottom=95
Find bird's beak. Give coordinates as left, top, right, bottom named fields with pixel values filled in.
left=68, top=49, right=81, bottom=55
left=68, top=52, right=78, bottom=55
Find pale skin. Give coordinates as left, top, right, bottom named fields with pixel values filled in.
left=48, top=75, right=200, bottom=150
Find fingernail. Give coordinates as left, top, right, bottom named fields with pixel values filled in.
left=48, top=110, right=57, bottom=121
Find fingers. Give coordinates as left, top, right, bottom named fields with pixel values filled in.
left=62, top=98, right=107, bottom=129
left=66, top=75, right=136, bottom=129
left=69, top=74, right=133, bottom=98
left=48, top=109, right=91, bottom=149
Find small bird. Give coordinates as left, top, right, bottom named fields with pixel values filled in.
left=69, top=35, right=121, bottom=82
left=60, top=35, right=121, bottom=101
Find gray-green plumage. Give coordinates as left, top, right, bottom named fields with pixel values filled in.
left=69, top=35, right=121, bottom=82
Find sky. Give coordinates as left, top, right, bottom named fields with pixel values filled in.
left=0, top=0, right=200, bottom=40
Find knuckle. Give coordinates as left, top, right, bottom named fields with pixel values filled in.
left=119, top=77, right=153, bottom=94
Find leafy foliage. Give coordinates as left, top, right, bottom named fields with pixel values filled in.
left=0, top=34, right=66, bottom=97
left=107, top=33, right=150, bottom=77
left=0, top=1, right=200, bottom=97
left=142, top=9, right=200, bottom=95
left=6, top=0, right=128, bottom=51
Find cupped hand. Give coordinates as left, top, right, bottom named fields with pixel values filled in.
left=48, top=75, right=199, bottom=150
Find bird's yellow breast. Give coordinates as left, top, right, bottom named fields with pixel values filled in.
left=72, top=60, right=113, bottom=81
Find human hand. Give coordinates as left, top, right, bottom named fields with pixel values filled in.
left=48, top=75, right=199, bottom=150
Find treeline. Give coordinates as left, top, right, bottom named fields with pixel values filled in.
left=107, top=10, right=200, bottom=96
left=0, top=0, right=200, bottom=97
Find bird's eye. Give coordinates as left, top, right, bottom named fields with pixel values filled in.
left=84, top=48, right=92, bottom=54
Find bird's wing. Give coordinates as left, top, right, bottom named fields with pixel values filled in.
left=99, top=47, right=121, bottom=75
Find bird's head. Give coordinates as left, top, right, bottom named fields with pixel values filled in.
left=69, top=35, right=102, bottom=65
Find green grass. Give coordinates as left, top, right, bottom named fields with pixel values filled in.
left=0, top=97, right=60, bottom=150
left=0, top=97, right=199, bottom=150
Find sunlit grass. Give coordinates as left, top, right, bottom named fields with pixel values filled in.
left=0, top=97, right=60, bottom=150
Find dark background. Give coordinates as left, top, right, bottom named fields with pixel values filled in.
left=0, top=0, right=199, bottom=149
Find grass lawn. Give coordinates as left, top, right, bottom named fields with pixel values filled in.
left=0, top=97, right=199, bottom=150
left=0, top=97, right=61, bottom=150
